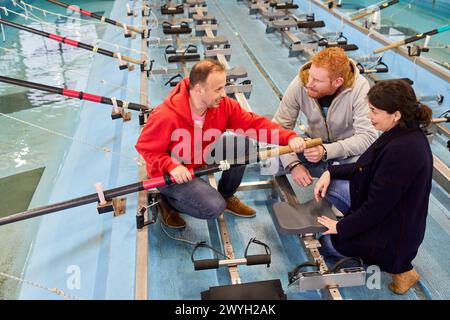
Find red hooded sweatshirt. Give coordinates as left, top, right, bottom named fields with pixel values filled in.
left=135, top=78, right=297, bottom=178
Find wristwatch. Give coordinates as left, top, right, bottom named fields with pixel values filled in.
left=321, top=146, right=328, bottom=162
left=286, top=161, right=302, bottom=172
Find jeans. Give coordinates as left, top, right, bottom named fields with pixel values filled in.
left=158, top=165, right=246, bottom=220
left=318, top=234, right=363, bottom=269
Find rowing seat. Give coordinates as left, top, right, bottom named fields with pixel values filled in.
left=202, top=35, right=229, bottom=46
left=193, top=14, right=215, bottom=21
left=186, top=0, right=205, bottom=5
left=273, top=18, right=297, bottom=29
left=226, top=66, right=248, bottom=81
left=272, top=200, right=336, bottom=235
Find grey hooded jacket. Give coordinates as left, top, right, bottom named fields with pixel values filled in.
left=273, top=60, right=378, bottom=168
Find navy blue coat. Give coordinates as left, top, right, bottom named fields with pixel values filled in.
left=329, top=123, right=432, bottom=273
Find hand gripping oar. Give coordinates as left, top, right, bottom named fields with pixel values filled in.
left=0, top=138, right=322, bottom=226
left=0, top=18, right=143, bottom=66
left=374, top=23, right=450, bottom=54
left=351, top=0, right=399, bottom=21
left=0, top=75, right=148, bottom=111
left=46, top=0, right=144, bottom=36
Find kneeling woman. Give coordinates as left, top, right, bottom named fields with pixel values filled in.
left=314, top=79, right=433, bottom=294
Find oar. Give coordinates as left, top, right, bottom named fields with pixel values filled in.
left=374, top=23, right=450, bottom=54
left=0, top=75, right=148, bottom=111
left=46, top=0, right=143, bottom=35
left=0, top=18, right=143, bottom=66
left=351, top=0, right=399, bottom=21
left=0, top=138, right=322, bottom=226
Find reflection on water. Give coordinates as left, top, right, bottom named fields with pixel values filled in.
left=0, top=0, right=114, bottom=299
left=334, top=0, right=450, bottom=70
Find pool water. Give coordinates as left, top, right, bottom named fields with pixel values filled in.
left=0, top=0, right=115, bottom=299
left=332, top=0, right=450, bottom=69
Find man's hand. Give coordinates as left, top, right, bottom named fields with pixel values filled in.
left=291, top=164, right=313, bottom=187
left=169, top=165, right=193, bottom=184
left=288, top=137, right=306, bottom=154
left=304, top=145, right=325, bottom=163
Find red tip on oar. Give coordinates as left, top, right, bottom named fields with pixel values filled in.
left=142, top=168, right=195, bottom=190
left=142, top=176, right=168, bottom=190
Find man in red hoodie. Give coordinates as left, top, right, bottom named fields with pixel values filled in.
left=136, top=60, right=305, bottom=228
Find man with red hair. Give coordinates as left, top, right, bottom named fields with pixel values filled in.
left=272, top=47, right=377, bottom=213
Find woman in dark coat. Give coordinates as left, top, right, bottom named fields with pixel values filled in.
left=314, top=79, right=433, bottom=294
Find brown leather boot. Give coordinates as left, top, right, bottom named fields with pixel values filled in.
left=158, top=197, right=186, bottom=229
left=389, top=268, right=420, bottom=295
left=225, top=196, right=256, bottom=218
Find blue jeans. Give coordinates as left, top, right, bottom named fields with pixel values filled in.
left=318, top=234, right=363, bottom=269
left=158, top=165, right=246, bottom=220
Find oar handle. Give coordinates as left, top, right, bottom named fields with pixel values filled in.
left=373, top=41, right=404, bottom=54
left=259, top=138, right=323, bottom=160
left=114, top=53, right=143, bottom=65
left=116, top=21, right=143, bottom=34
left=351, top=10, right=374, bottom=21
left=431, top=117, right=449, bottom=124
left=128, top=25, right=143, bottom=34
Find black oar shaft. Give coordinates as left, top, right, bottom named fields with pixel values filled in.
left=0, top=75, right=61, bottom=94
left=0, top=182, right=144, bottom=226
left=351, top=0, right=399, bottom=20
left=0, top=75, right=148, bottom=111
left=46, top=0, right=142, bottom=34
left=0, top=18, right=142, bottom=65
left=374, top=24, right=450, bottom=53
left=0, top=140, right=323, bottom=226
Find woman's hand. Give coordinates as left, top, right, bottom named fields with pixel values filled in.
left=317, top=216, right=338, bottom=235
left=314, top=170, right=331, bottom=201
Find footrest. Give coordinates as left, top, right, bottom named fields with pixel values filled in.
left=297, top=20, right=325, bottom=28
left=163, top=22, right=192, bottom=35
left=295, top=268, right=367, bottom=292
left=202, top=35, right=229, bottom=46
left=163, top=27, right=192, bottom=35
left=161, top=4, right=184, bottom=15
left=271, top=3, right=299, bottom=10
left=327, top=43, right=359, bottom=51
left=167, top=54, right=201, bottom=63
left=272, top=201, right=336, bottom=235
left=201, top=279, right=287, bottom=300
